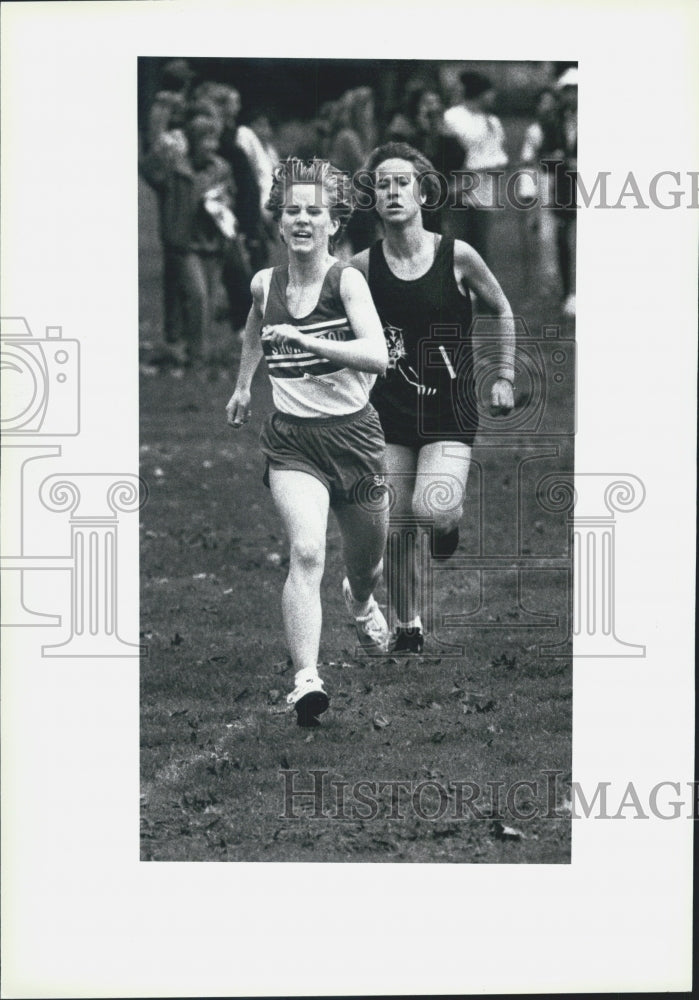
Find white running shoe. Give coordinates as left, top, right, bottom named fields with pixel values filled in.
left=286, top=672, right=329, bottom=727
left=342, top=577, right=390, bottom=651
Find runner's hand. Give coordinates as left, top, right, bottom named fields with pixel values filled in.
left=226, top=388, right=251, bottom=427
left=261, top=324, right=308, bottom=350
left=490, top=378, right=515, bottom=415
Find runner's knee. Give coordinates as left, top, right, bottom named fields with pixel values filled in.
left=289, top=538, right=325, bottom=575
left=411, top=476, right=464, bottom=526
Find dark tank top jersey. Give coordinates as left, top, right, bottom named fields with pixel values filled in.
left=367, top=236, right=477, bottom=428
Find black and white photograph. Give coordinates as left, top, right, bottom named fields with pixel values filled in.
left=1, top=1, right=696, bottom=996
left=138, top=56, right=577, bottom=863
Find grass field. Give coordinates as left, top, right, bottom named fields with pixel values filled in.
left=139, top=126, right=574, bottom=862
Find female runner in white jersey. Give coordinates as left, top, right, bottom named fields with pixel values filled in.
left=226, top=158, right=390, bottom=726
left=352, top=142, right=516, bottom=652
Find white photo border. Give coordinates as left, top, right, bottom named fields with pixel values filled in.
left=1, top=1, right=697, bottom=996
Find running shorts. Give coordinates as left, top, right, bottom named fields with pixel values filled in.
left=373, top=395, right=478, bottom=449
left=259, top=403, right=386, bottom=506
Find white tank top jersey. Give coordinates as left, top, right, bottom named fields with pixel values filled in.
left=260, top=262, right=376, bottom=418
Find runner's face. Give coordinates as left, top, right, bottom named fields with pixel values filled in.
left=279, top=183, right=338, bottom=254
left=417, top=92, right=443, bottom=132
left=374, top=158, right=423, bottom=223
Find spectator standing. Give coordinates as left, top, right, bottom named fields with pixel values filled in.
left=143, top=59, right=195, bottom=352
left=145, top=58, right=194, bottom=154
left=551, top=68, right=578, bottom=316
left=141, top=114, right=235, bottom=366
left=404, top=86, right=464, bottom=233
left=248, top=109, right=285, bottom=262
left=329, top=87, right=379, bottom=254
left=519, top=69, right=578, bottom=316
left=517, top=86, right=560, bottom=291
left=443, top=69, right=509, bottom=265
left=216, top=88, right=269, bottom=327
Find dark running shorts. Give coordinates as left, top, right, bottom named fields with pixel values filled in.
left=373, top=395, right=478, bottom=450
left=259, top=403, right=386, bottom=506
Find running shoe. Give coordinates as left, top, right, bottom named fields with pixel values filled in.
left=342, top=577, right=391, bottom=651
left=432, top=526, right=459, bottom=559
left=391, top=625, right=425, bottom=655
left=286, top=674, right=329, bottom=727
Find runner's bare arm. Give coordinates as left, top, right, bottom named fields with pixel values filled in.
left=226, top=271, right=266, bottom=427
left=454, top=240, right=515, bottom=412
left=348, top=248, right=370, bottom=280
left=262, top=267, right=388, bottom=375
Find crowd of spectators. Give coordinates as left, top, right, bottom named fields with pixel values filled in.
left=140, top=61, right=578, bottom=367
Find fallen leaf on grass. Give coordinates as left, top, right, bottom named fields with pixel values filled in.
left=492, top=821, right=524, bottom=840
left=490, top=653, right=517, bottom=670
left=430, top=731, right=447, bottom=744
left=462, top=693, right=496, bottom=714
left=373, top=714, right=390, bottom=730
left=170, top=633, right=184, bottom=646
left=169, top=709, right=188, bottom=718
left=233, top=688, right=249, bottom=702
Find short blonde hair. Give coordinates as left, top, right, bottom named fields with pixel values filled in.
left=265, top=158, right=354, bottom=241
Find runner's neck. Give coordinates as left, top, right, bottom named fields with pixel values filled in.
left=287, top=253, right=336, bottom=289
left=382, top=218, right=433, bottom=262
left=382, top=224, right=437, bottom=267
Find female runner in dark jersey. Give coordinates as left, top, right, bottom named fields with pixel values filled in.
left=226, top=158, right=390, bottom=725
left=352, top=142, right=515, bottom=652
